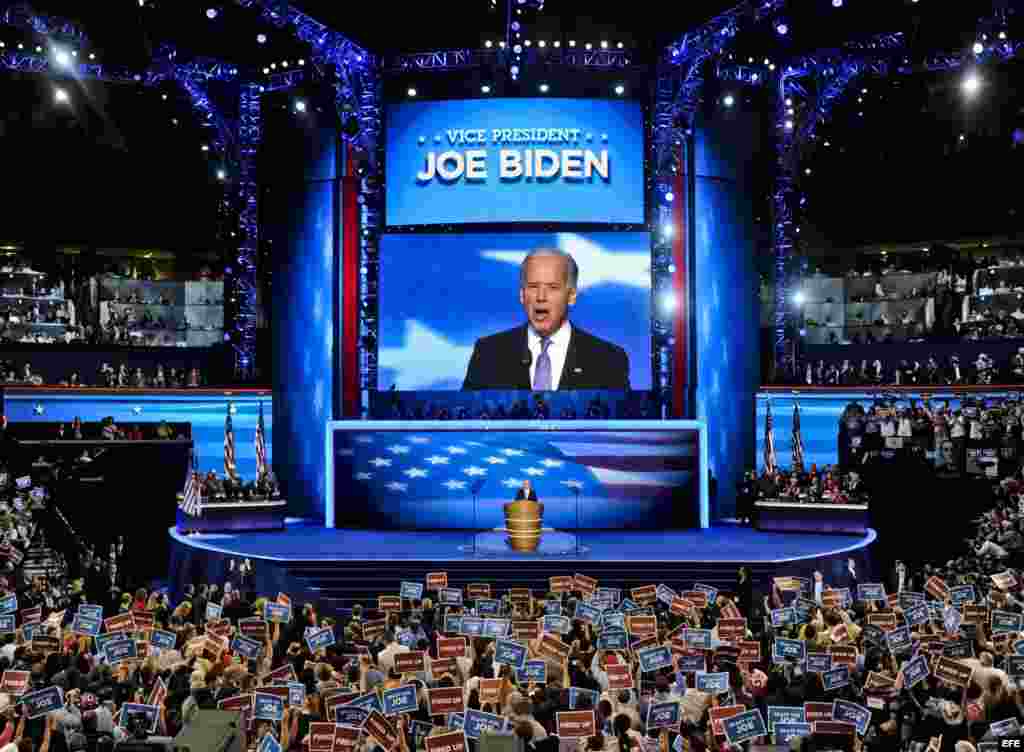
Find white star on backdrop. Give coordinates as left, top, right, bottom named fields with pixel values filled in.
left=480, top=233, right=650, bottom=290
left=500, top=449, right=525, bottom=457
left=369, top=458, right=392, bottom=468
left=540, top=459, right=564, bottom=468
left=387, top=445, right=411, bottom=455
left=355, top=472, right=372, bottom=481
left=443, top=480, right=467, bottom=490
left=464, top=442, right=486, bottom=447
left=355, top=436, right=374, bottom=444
left=32, top=404, right=44, bottom=416
left=385, top=482, right=408, bottom=492
left=483, top=456, right=507, bottom=465
left=447, top=446, right=468, bottom=455
left=424, top=455, right=450, bottom=465
left=561, top=480, right=584, bottom=489
left=408, top=437, right=431, bottom=444
left=523, top=467, right=546, bottom=476
left=502, top=478, right=523, bottom=488
left=463, top=466, right=487, bottom=477
left=403, top=468, right=429, bottom=479
left=378, top=320, right=475, bottom=390
left=132, top=406, right=143, bottom=415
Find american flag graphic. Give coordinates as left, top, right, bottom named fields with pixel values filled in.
left=179, top=452, right=202, bottom=516
left=337, top=430, right=699, bottom=528
left=255, top=402, right=268, bottom=478
left=224, top=407, right=236, bottom=477
left=791, top=401, right=805, bottom=474
left=763, top=403, right=777, bottom=474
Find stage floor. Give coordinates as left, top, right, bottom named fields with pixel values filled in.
left=170, top=521, right=875, bottom=563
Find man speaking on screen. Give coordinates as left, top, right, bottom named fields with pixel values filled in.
left=462, top=248, right=630, bottom=390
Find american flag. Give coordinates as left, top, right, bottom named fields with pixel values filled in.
left=224, top=406, right=236, bottom=477
left=255, top=402, right=268, bottom=478
left=179, top=452, right=202, bottom=517
left=763, top=403, right=777, bottom=474
left=791, top=401, right=805, bottom=474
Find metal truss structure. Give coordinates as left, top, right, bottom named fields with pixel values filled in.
left=387, top=47, right=644, bottom=73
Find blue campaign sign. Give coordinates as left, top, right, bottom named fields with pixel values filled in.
left=461, top=617, right=484, bottom=637
left=544, top=601, right=562, bottom=616
left=944, top=607, right=962, bottom=636
left=21, top=624, right=36, bottom=642
left=254, top=693, right=285, bottom=722
left=517, top=660, right=547, bottom=684
left=597, top=630, right=629, bottom=651
left=1014, top=639, right=1024, bottom=657
left=695, top=672, right=730, bottom=694
left=574, top=601, right=602, bottom=624
left=385, top=98, right=646, bottom=226
left=494, top=639, right=527, bottom=669
left=887, top=626, right=913, bottom=654
left=544, top=615, right=571, bottom=635
left=476, top=599, right=502, bottom=616
left=0, top=594, right=15, bottom=615
left=231, top=635, right=262, bottom=659
left=833, top=700, right=871, bottom=735
left=396, top=630, right=418, bottom=648
left=119, top=703, right=159, bottom=733
left=767, top=706, right=807, bottom=731
left=305, top=626, right=336, bottom=653
left=463, top=709, right=506, bottom=740
left=990, top=718, right=1022, bottom=738
left=822, top=666, right=850, bottom=691
left=482, top=619, right=509, bottom=638
left=264, top=602, right=291, bottom=623
left=693, top=584, right=718, bottom=605
left=770, top=608, right=796, bottom=628
left=597, top=587, right=621, bottom=604
left=401, top=581, right=424, bottom=600
left=206, top=602, right=222, bottom=621
left=258, top=733, right=282, bottom=752
left=336, top=705, right=370, bottom=727
left=150, top=629, right=177, bottom=650
left=0, top=615, right=14, bottom=634
left=806, top=653, right=831, bottom=674
left=685, top=629, right=712, bottom=650
left=857, top=584, right=886, bottom=602
left=904, top=603, right=929, bottom=628
left=440, top=589, right=464, bottom=606
left=902, top=655, right=930, bottom=688
left=71, top=614, right=101, bottom=637
left=775, top=723, right=813, bottom=742
left=287, top=683, right=306, bottom=707
left=569, top=688, right=599, bottom=710
left=676, top=654, right=706, bottom=673
left=448, top=713, right=465, bottom=731
left=346, top=693, right=384, bottom=715
left=992, top=611, right=1024, bottom=634
left=656, top=585, right=677, bottom=607
left=647, top=701, right=681, bottom=730
left=383, top=684, right=418, bottom=716
left=602, top=611, right=625, bottom=631
left=620, top=598, right=639, bottom=611
left=898, top=592, right=925, bottom=609
left=21, top=686, right=64, bottom=719
left=949, top=585, right=976, bottom=607
left=722, top=709, right=767, bottom=744
left=444, top=614, right=463, bottom=634
left=104, top=637, right=137, bottom=664
left=773, top=638, right=806, bottom=663
left=638, top=646, right=673, bottom=673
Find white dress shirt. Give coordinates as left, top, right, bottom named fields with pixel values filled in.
left=528, top=319, right=571, bottom=390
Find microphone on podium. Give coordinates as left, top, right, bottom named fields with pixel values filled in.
left=521, top=348, right=533, bottom=368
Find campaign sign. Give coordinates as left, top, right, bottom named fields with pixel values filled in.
left=0, top=615, right=13, bottom=636
left=104, top=637, right=137, bottom=663
left=518, top=660, right=547, bottom=685
left=431, top=657, right=458, bottom=679
left=394, top=651, right=426, bottom=674
left=693, top=584, right=718, bottom=605
left=309, top=722, right=337, bottom=752
left=992, top=610, right=1024, bottom=633
left=543, top=615, right=571, bottom=635
left=769, top=608, right=795, bottom=628
left=336, top=705, right=370, bottom=727
left=942, top=640, right=974, bottom=659
left=346, top=692, right=384, bottom=715
left=903, top=603, right=930, bottom=628
left=989, top=718, right=1022, bottom=738
left=239, top=618, right=268, bottom=640
left=437, top=636, right=467, bottom=659
left=802, top=653, right=829, bottom=673
left=365, top=710, right=400, bottom=751
left=597, top=630, right=629, bottom=651
left=494, top=639, right=527, bottom=670
left=568, top=688, right=598, bottom=711
left=305, top=626, right=336, bottom=653
left=0, top=594, right=16, bottom=615
left=71, top=614, right=101, bottom=637
left=605, top=664, right=633, bottom=690
left=120, top=703, right=159, bottom=733
left=638, top=645, right=673, bottom=673
left=943, top=607, right=962, bottom=636
left=21, top=686, right=64, bottom=719
left=259, top=734, right=282, bottom=752
left=284, top=682, right=305, bottom=708
left=773, top=638, right=805, bottom=663
left=934, top=657, right=973, bottom=687
left=401, top=581, right=425, bottom=600
left=722, top=709, right=767, bottom=744
left=1007, top=656, right=1024, bottom=678
left=602, top=611, right=625, bottom=631
left=0, top=671, right=29, bottom=695
left=574, top=601, right=602, bottom=625
left=382, top=684, right=418, bottom=716
left=463, top=709, right=506, bottom=740
left=205, top=602, right=222, bottom=621
left=676, top=654, right=706, bottom=673
left=476, top=599, right=502, bottom=616
left=440, top=588, right=464, bottom=607
left=264, top=602, right=291, bottom=624
left=146, top=628, right=174, bottom=651
left=822, top=666, right=851, bottom=691
left=832, top=700, right=871, bottom=735
left=426, top=730, right=468, bottom=752
left=886, top=626, right=913, bottom=654
left=482, top=618, right=509, bottom=638
left=767, top=706, right=807, bottom=731
left=901, top=655, right=930, bottom=689
left=427, top=687, right=465, bottom=717
left=253, top=692, right=285, bottom=722
left=556, top=710, right=596, bottom=739
left=898, top=592, right=926, bottom=609
left=695, top=672, right=730, bottom=694
left=544, top=601, right=562, bottom=616
left=467, top=584, right=491, bottom=600
left=857, top=584, right=886, bottom=602
left=427, top=572, right=449, bottom=590
left=460, top=617, right=483, bottom=637
left=647, top=701, right=681, bottom=731
left=774, top=723, right=813, bottom=742
left=684, top=629, right=712, bottom=650
left=949, top=585, right=976, bottom=608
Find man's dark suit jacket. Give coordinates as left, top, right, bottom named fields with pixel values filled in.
left=514, top=489, right=539, bottom=501
left=462, top=323, right=630, bottom=390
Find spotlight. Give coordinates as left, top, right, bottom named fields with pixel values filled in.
left=514, top=44, right=522, bottom=53
left=54, top=88, right=69, bottom=104
left=539, top=83, right=549, bottom=93
left=161, top=93, right=168, bottom=100
left=281, top=60, right=288, bottom=67
left=722, top=94, right=735, bottom=107
left=257, top=33, right=267, bottom=44
left=601, top=40, right=608, bottom=49
left=538, top=40, right=546, bottom=48
left=668, top=264, right=676, bottom=273
left=407, top=87, right=417, bottom=97
left=962, top=72, right=981, bottom=96
left=793, top=291, right=805, bottom=305
left=510, top=65, right=519, bottom=76
left=270, top=63, right=276, bottom=69
left=54, top=49, right=71, bottom=68
left=617, top=42, right=623, bottom=49
left=568, top=40, right=576, bottom=47
left=88, top=52, right=96, bottom=60
left=554, top=40, right=560, bottom=47
left=485, top=40, right=493, bottom=47
left=775, top=22, right=788, bottom=35
left=585, top=42, right=592, bottom=50
left=294, top=99, right=307, bottom=113
left=751, top=73, right=759, bottom=81
left=785, top=98, right=792, bottom=106
left=659, top=291, right=677, bottom=314
left=999, top=31, right=1007, bottom=40
left=35, top=45, right=42, bottom=53
left=206, top=7, right=218, bottom=18
left=298, top=59, right=305, bottom=65
left=804, top=168, right=812, bottom=175
left=664, top=192, right=674, bottom=202
left=614, top=84, right=625, bottom=95
left=481, top=84, right=491, bottom=93
left=662, top=223, right=673, bottom=238
left=524, top=39, right=531, bottom=47
left=217, top=169, right=226, bottom=180
left=972, top=41, right=984, bottom=54
left=201, top=145, right=209, bottom=152
left=832, top=0, right=842, bottom=6
left=768, top=63, right=775, bottom=71
left=784, top=120, right=794, bottom=130
left=262, top=67, right=269, bottom=74
left=499, top=41, right=506, bottom=48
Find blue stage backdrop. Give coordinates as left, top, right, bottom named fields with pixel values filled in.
left=326, top=420, right=708, bottom=530
left=0, top=389, right=272, bottom=480
left=378, top=231, right=652, bottom=391
left=385, top=98, right=645, bottom=226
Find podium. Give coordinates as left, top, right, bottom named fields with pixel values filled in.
left=503, top=500, right=544, bottom=552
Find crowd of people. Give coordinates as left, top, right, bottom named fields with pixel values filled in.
left=736, top=465, right=868, bottom=520
left=771, top=352, right=1024, bottom=388
left=0, top=362, right=206, bottom=389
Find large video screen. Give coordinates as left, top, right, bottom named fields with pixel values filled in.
left=330, top=423, right=703, bottom=530
left=378, top=231, right=651, bottom=391
left=385, top=98, right=645, bottom=226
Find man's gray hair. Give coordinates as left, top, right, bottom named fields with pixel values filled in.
left=520, top=248, right=579, bottom=290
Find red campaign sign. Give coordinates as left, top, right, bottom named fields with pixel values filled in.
left=627, top=615, right=656, bottom=636
left=718, top=618, right=747, bottom=641
left=378, top=596, right=401, bottom=612
left=260, top=663, right=297, bottom=685
left=720, top=602, right=742, bottom=620
left=556, top=711, right=596, bottom=739
left=20, top=606, right=42, bottom=626
left=429, top=657, right=459, bottom=680
left=549, top=576, right=574, bottom=594
left=467, top=584, right=491, bottom=600
left=427, top=572, right=449, bottom=590
left=804, top=703, right=834, bottom=723
left=394, top=651, right=426, bottom=674
left=573, top=574, right=597, bottom=596
left=131, top=611, right=155, bottom=629
left=670, top=597, right=696, bottom=617
left=277, top=593, right=292, bottom=606
left=709, top=705, right=744, bottom=737
left=631, top=585, right=658, bottom=606
left=509, top=588, right=531, bottom=602
left=365, top=711, right=399, bottom=751
left=323, top=691, right=358, bottom=720
left=0, top=670, right=29, bottom=695
left=104, top=613, right=134, bottom=633
left=738, top=641, right=761, bottom=663
left=537, top=634, right=571, bottom=661
left=427, top=687, right=465, bottom=716
left=437, top=636, right=467, bottom=659
left=333, top=726, right=360, bottom=752
left=362, top=619, right=387, bottom=640
left=606, top=664, right=634, bottom=690
left=681, top=591, right=709, bottom=610
left=309, top=722, right=337, bottom=752
left=926, top=576, right=950, bottom=600
left=513, top=621, right=540, bottom=640
left=218, top=693, right=254, bottom=712
left=426, top=731, right=468, bottom=752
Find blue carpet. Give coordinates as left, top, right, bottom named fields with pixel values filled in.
left=171, top=523, right=874, bottom=564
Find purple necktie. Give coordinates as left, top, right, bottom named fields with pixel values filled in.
left=533, top=338, right=552, bottom=390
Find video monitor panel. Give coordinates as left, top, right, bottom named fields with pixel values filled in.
left=385, top=98, right=645, bottom=226
left=378, top=231, right=652, bottom=391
